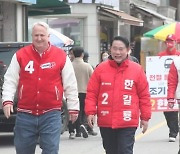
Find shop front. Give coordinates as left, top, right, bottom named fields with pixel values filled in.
left=0, top=0, right=36, bottom=42
left=28, top=1, right=143, bottom=66
left=130, top=3, right=175, bottom=66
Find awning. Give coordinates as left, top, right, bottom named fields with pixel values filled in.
left=132, top=4, right=174, bottom=24
left=98, top=7, right=144, bottom=27
left=28, top=0, right=70, bottom=16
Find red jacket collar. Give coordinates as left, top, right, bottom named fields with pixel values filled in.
left=108, top=57, right=129, bottom=69
left=166, top=48, right=177, bottom=55
left=32, top=42, right=51, bottom=54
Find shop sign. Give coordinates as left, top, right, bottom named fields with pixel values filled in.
left=146, top=56, right=178, bottom=112
left=67, top=0, right=118, bottom=7
left=16, top=0, right=36, bottom=4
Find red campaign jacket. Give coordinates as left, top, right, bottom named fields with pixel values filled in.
left=158, top=49, right=180, bottom=100
left=167, top=62, right=178, bottom=99
left=16, top=45, right=66, bottom=114
left=158, top=48, right=180, bottom=56
left=85, top=59, right=151, bottom=128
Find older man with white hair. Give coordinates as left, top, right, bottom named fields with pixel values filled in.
left=2, top=22, right=79, bottom=154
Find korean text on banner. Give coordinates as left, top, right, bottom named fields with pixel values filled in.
left=146, top=56, right=178, bottom=112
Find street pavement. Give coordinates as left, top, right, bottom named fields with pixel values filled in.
left=0, top=112, right=179, bottom=154
left=134, top=112, right=179, bottom=154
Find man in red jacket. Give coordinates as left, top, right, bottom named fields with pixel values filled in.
left=167, top=56, right=180, bottom=153
left=158, top=34, right=180, bottom=56
left=85, top=36, right=151, bottom=154
left=158, top=34, right=180, bottom=142
left=2, top=22, right=79, bottom=154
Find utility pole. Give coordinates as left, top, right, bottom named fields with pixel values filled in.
left=177, top=0, right=180, bottom=21
left=119, top=0, right=131, bottom=40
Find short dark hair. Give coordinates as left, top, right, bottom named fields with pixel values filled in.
left=110, top=36, right=130, bottom=48
left=83, top=51, right=89, bottom=62
left=72, top=47, right=84, bottom=58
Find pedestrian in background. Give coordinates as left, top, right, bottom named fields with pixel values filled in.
left=2, top=22, right=79, bottom=154
left=72, top=46, right=97, bottom=138
left=67, top=47, right=81, bottom=139
left=167, top=56, right=180, bottom=153
left=128, top=49, right=139, bottom=63
left=96, top=51, right=109, bottom=68
left=100, top=51, right=109, bottom=62
left=158, top=34, right=180, bottom=142
left=68, top=47, right=75, bottom=62
left=67, top=48, right=96, bottom=139
left=85, top=36, right=151, bottom=154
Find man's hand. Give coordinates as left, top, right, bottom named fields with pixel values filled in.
left=168, top=98, right=175, bottom=108
left=3, top=103, right=14, bottom=119
left=168, top=102, right=174, bottom=108
left=69, top=113, right=78, bottom=123
left=140, top=120, right=148, bottom=134
left=87, top=115, right=95, bottom=128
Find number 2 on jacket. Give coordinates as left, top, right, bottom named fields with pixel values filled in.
left=25, top=61, right=34, bottom=74
left=102, top=93, right=108, bottom=104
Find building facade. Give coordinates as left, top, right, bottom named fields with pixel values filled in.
left=0, top=0, right=35, bottom=42
left=28, top=0, right=143, bottom=66
left=119, top=0, right=177, bottom=67
left=1, top=0, right=179, bottom=67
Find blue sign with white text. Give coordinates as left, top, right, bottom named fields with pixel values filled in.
left=17, top=0, right=36, bottom=4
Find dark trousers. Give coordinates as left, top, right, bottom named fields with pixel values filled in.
left=100, top=127, right=137, bottom=154
left=68, top=93, right=92, bottom=134
left=68, top=120, right=80, bottom=134
left=163, top=111, right=179, bottom=138
left=78, top=93, right=86, bottom=125
left=78, top=93, right=92, bottom=132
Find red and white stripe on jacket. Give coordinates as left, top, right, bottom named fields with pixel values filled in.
left=85, top=59, right=151, bottom=128
left=168, top=56, right=180, bottom=100
left=2, top=44, right=79, bottom=115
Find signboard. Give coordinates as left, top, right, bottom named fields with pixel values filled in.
left=146, top=56, right=178, bottom=112
left=16, top=0, right=36, bottom=4
left=67, top=0, right=119, bottom=7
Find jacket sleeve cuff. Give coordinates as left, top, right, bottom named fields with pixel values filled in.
left=140, top=117, right=150, bottom=121
left=68, top=110, right=79, bottom=114
left=177, top=99, right=180, bottom=104
left=3, top=101, right=13, bottom=107
left=167, top=98, right=176, bottom=104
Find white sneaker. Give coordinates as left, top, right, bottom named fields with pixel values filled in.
left=80, top=125, right=88, bottom=138
left=169, top=137, right=176, bottom=142
left=69, top=133, right=75, bottom=139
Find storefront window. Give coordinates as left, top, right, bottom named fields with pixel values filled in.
left=28, top=17, right=83, bottom=47
left=100, top=20, right=114, bottom=52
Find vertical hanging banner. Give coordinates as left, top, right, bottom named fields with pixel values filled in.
left=146, top=56, right=178, bottom=112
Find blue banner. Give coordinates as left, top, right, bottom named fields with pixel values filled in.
left=17, top=0, right=36, bottom=4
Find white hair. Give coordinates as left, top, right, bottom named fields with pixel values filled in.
left=32, top=21, right=50, bottom=34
